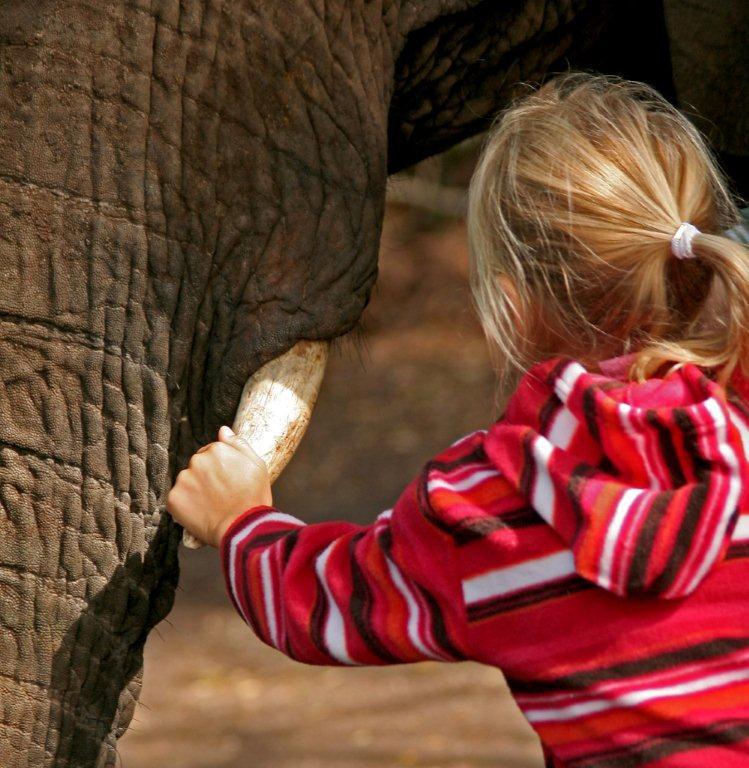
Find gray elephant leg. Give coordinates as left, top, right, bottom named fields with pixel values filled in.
left=0, top=322, right=180, bottom=766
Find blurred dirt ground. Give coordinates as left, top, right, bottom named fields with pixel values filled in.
left=118, top=204, right=545, bottom=768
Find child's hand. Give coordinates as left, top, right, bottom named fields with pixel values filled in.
left=166, top=426, right=272, bottom=547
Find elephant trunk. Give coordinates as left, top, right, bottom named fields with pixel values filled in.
left=0, top=326, right=180, bottom=767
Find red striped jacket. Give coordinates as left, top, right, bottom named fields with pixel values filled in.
left=221, top=355, right=749, bottom=767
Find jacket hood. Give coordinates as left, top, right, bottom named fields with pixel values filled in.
left=483, top=355, right=748, bottom=599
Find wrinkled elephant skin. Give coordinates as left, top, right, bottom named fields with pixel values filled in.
left=0, top=1, right=744, bottom=766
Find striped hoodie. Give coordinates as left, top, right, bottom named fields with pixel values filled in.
left=221, top=354, right=749, bottom=767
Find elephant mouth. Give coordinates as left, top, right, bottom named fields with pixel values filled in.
left=183, top=339, right=329, bottom=547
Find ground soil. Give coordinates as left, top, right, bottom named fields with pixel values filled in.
left=118, top=206, right=545, bottom=768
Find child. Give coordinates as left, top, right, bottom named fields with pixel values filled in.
left=167, top=73, right=749, bottom=766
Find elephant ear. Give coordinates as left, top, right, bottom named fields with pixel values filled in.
left=387, top=1, right=675, bottom=174
left=663, top=0, right=749, bottom=197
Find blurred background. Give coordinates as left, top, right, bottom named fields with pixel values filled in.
left=118, top=139, right=545, bottom=767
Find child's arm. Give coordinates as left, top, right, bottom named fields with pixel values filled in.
left=219, top=476, right=469, bottom=665
left=167, top=426, right=472, bottom=665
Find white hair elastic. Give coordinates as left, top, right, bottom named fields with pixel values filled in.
left=670, top=222, right=701, bottom=260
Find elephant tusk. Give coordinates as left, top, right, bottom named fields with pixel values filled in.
left=182, top=340, right=330, bottom=549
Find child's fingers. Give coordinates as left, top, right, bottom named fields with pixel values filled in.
left=165, top=478, right=190, bottom=520
left=185, top=428, right=234, bottom=460
left=219, top=425, right=247, bottom=449
left=218, top=425, right=266, bottom=468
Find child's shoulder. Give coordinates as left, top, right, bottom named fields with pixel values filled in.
left=417, top=427, right=527, bottom=551
left=428, top=428, right=490, bottom=468
left=424, top=428, right=517, bottom=504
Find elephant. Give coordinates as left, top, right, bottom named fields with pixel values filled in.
left=0, top=0, right=746, bottom=765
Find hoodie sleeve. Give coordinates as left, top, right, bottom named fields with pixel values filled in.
left=219, top=467, right=471, bottom=666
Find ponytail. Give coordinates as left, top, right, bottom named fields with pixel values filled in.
left=631, top=231, right=749, bottom=386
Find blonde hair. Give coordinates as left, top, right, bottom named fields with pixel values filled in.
left=467, top=72, right=749, bottom=390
